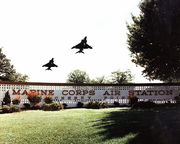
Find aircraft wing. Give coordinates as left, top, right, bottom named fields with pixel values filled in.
left=51, top=63, right=58, bottom=67
left=83, top=44, right=92, bottom=49
left=42, top=63, right=50, bottom=67
left=72, top=43, right=92, bottom=49
left=43, top=63, right=57, bottom=68
left=71, top=43, right=83, bottom=49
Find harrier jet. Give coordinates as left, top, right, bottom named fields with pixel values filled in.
left=71, top=36, right=92, bottom=54
left=42, top=58, right=58, bottom=70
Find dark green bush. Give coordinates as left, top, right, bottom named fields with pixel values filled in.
left=42, top=103, right=64, bottom=111
left=87, top=101, right=100, bottom=109
left=23, top=103, right=31, bottom=109
left=12, top=99, right=20, bottom=105
left=32, top=103, right=41, bottom=110
left=42, top=104, right=51, bottom=111
left=2, top=105, right=21, bottom=113
left=99, top=102, right=108, bottom=108
left=77, top=102, right=84, bottom=108
left=132, top=101, right=157, bottom=109
left=114, top=101, right=120, bottom=107
left=62, top=103, right=68, bottom=109
left=12, top=96, right=21, bottom=105
left=129, top=96, right=138, bottom=106
left=10, top=105, right=21, bottom=112
left=86, top=101, right=109, bottom=109
left=175, top=96, right=180, bottom=104
left=50, top=103, right=64, bottom=111
left=2, top=105, right=11, bottom=113
left=86, top=101, right=96, bottom=109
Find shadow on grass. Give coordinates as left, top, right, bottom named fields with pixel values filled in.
left=93, top=108, right=180, bottom=144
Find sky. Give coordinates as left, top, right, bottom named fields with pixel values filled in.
left=0, top=0, right=160, bottom=83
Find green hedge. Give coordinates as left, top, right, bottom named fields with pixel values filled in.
left=42, top=103, right=64, bottom=111
left=2, top=105, right=21, bottom=113
left=86, top=101, right=109, bottom=109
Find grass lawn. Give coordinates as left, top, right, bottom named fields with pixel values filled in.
left=0, top=107, right=180, bottom=144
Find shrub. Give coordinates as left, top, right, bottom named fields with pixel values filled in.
left=62, top=103, right=68, bottom=109
left=86, top=101, right=96, bottom=109
left=86, top=101, right=109, bottom=109
left=3, top=91, right=11, bottom=105
left=77, top=102, right=84, bottom=108
left=2, top=105, right=21, bottom=113
left=132, top=101, right=157, bottom=109
left=128, top=93, right=138, bottom=106
left=12, top=96, right=21, bottom=105
left=93, top=101, right=100, bottom=109
left=27, top=91, right=42, bottom=105
left=2, top=105, right=11, bottom=113
left=50, top=103, right=64, bottom=111
left=44, top=95, right=53, bottom=104
left=99, top=102, right=109, bottom=108
left=42, top=103, right=64, bottom=111
left=10, top=105, right=21, bottom=112
left=33, top=103, right=41, bottom=110
left=175, top=96, right=180, bottom=104
left=129, top=96, right=138, bottom=106
left=114, top=101, right=120, bottom=107
left=42, top=104, right=51, bottom=111
left=23, top=103, right=31, bottom=109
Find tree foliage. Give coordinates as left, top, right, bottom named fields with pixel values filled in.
left=111, top=69, right=134, bottom=84
left=66, top=69, right=90, bottom=83
left=5, top=72, right=29, bottom=82
left=91, top=76, right=110, bottom=84
left=92, top=71, right=134, bottom=84
left=127, top=0, right=180, bottom=82
left=67, top=69, right=134, bottom=84
left=0, top=47, right=28, bottom=82
left=0, top=48, right=15, bottom=80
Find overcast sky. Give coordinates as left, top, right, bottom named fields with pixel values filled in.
left=0, top=0, right=160, bottom=83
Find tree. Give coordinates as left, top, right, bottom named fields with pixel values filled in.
left=5, top=72, right=29, bottom=82
left=111, top=69, right=134, bottom=84
left=3, top=91, right=11, bottom=105
left=0, top=47, right=28, bottom=82
left=0, top=47, right=15, bottom=80
left=127, top=0, right=180, bottom=82
left=66, top=69, right=90, bottom=83
left=91, top=76, right=110, bottom=84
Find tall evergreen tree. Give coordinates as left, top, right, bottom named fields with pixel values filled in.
left=3, top=91, right=11, bottom=105
left=127, top=0, right=180, bottom=82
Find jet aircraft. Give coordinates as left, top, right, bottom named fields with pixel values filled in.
left=71, top=36, right=92, bottom=54
left=42, top=58, right=58, bottom=70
